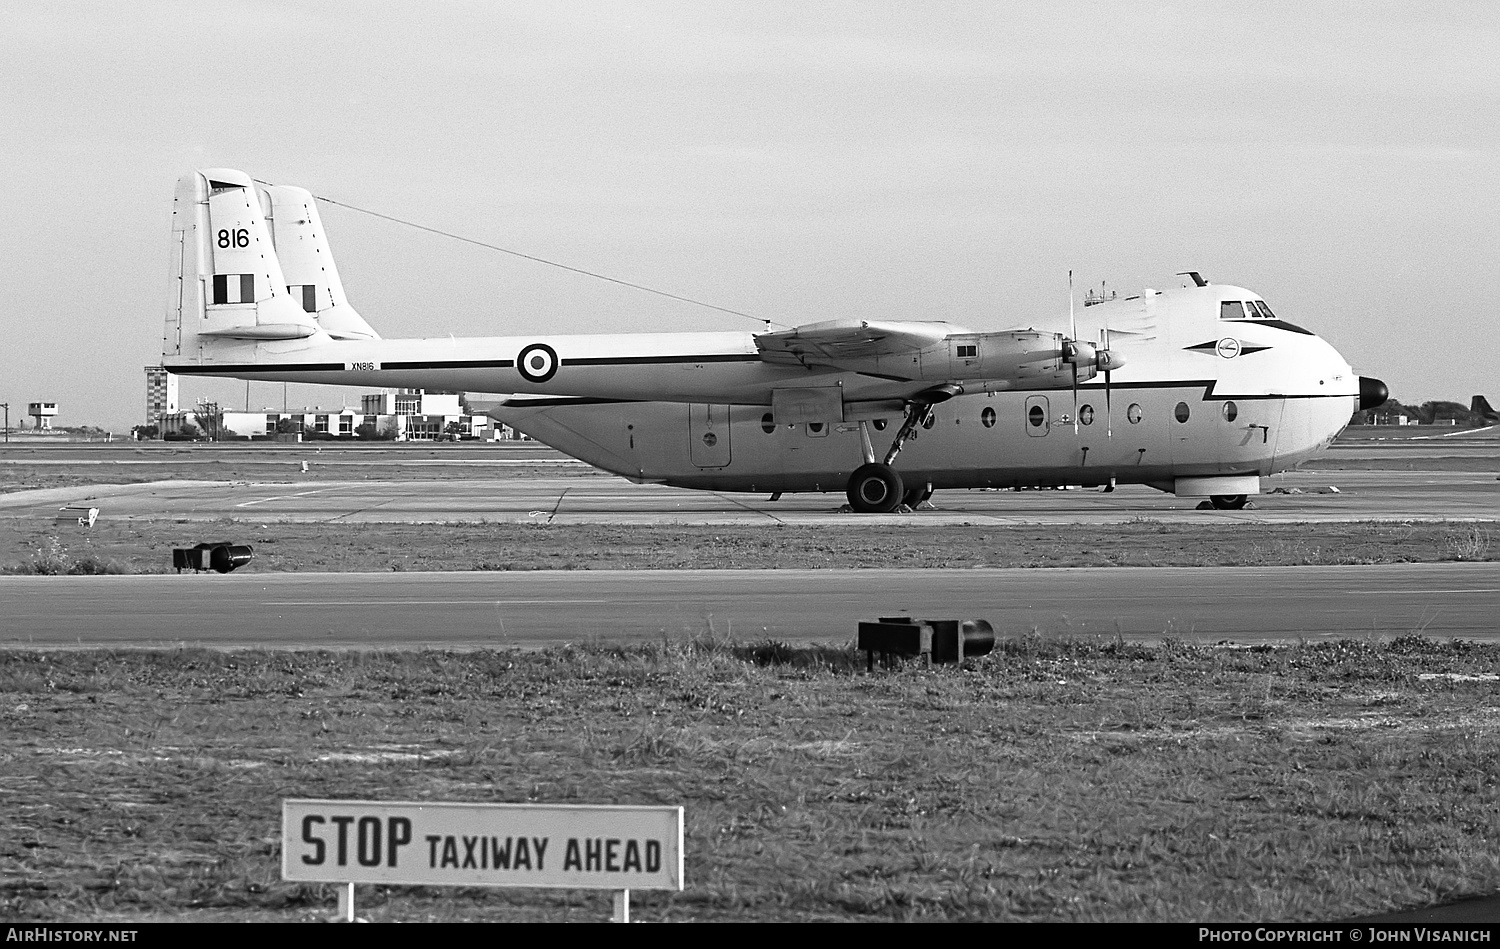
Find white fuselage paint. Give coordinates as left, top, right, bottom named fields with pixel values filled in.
left=487, top=286, right=1357, bottom=494
left=162, top=169, right=1362, bottom=502
left=168, top=283, right=1359, bottom=498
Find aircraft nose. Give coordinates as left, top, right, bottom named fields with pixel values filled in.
left=1358, top=376, right=1389, bottom=410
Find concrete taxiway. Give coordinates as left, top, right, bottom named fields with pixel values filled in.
left=1, top=433, right=1495, bottom=525
left=0, top=465, right=1494, bottom=526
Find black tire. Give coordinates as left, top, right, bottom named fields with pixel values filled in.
left=847, top=463, right=904, bottom=513
left=902, top=485, right=933, bottom=509
left=1210, top=494, right=1248, bottom=510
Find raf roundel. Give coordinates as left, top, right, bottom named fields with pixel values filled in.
left=517, top=343, right=560, bottom=383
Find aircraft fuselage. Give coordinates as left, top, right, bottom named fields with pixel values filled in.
left=161, top=168, right=1383, bottom=509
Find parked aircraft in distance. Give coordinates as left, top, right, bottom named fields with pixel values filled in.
left=1472, top=396, right=1500, bottom=425
left=161, top=169, right=1388, bottom=511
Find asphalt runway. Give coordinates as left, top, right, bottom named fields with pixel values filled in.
left=4, top=563, right=1496, bottom=649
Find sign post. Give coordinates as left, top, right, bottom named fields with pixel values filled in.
left=283, top=800, right=684, bottom=922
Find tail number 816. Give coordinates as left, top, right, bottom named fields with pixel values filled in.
left=217, top=228, right=249, bottom=248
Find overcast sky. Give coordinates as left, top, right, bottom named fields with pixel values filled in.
left=2, top=1, right=1495, bottom=431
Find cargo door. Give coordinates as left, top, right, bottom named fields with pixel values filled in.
left=689, top=403, right=732, bottom=468
left=1025, top=395, right=1050, bottom=437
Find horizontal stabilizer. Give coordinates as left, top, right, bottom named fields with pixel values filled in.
left=197, top=323, right=320, bottom=340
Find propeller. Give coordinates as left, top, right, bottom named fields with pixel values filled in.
left=1100, top=323, right=1113, bottom=438
left=1069, top=271, right=1079, bottom=433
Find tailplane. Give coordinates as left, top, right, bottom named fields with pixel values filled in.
left=1472, top=395, right=1500, bottom=423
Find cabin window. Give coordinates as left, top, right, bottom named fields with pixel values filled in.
left=981, top=406, right=996, bottom=428
left=1222, top=401, right=1238, bottom=422
left=1174, top=402, right=1190, bottom=423
left=1127, top=403, right=1143, bottom=424
left=1079, top=404, right=1094, bottom=426
left=702, top=433, right=717, bottom=447
left=761, top=413, right=775, bottom=434
left=1027, top=405, right=1045, bottom=428
left=807, top=422, right=826, bottom=438
left=1219, top=301, right=1247, bottom=320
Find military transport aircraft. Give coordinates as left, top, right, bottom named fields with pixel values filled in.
left=161, top=168, right=1388, bottom=512
left=1471, top=396, right=1500, bottom=425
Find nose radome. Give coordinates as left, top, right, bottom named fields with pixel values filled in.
left=1359, top=377, right=1389, bottom=410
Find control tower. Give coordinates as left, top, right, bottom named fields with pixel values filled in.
left=27, top=401, right=58, bottom=430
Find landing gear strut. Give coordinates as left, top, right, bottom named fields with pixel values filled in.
left=845, top=389, right=954, bottom=513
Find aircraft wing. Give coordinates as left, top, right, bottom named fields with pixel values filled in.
left=755, top=319, right=1120, bottom=389
left=754, top=320, right=961, bottom=369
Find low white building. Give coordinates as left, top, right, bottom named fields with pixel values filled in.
left=159, top=389, right=519, bottom=442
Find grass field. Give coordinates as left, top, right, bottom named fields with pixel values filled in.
left=3, top=638, right=1497, bottom=922
left=1, top=520, right=1494, bottom=575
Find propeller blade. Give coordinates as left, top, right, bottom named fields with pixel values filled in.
left=1068, top=271, right=1079, bottom=434
left=1101, top=326, right=1113, bottom=438
left=1072, top=359, right=1080, bottom=434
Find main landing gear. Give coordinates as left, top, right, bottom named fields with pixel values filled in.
left=847, top=463, right=904, bottom=513
left=1210, top=494, right=1249, bottom=510
left=845, top=388, right=955, bottom=513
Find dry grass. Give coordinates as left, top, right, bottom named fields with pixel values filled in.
left=3, top=520, right=1495, bottom=576
left=3, top=637, right=1497, bottom=922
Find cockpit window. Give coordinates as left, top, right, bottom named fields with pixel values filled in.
left=1251, top=300, right=1276, bottom=319
left=1220, top=301, right=1246, bottom=320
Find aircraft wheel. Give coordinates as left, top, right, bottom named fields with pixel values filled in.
left=902, top=485, right=933, bottom=508
left=1210, top=494, right=1248, bottom=510
left=847, top=463, right=904, bottom=513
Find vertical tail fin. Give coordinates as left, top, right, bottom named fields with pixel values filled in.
left=264, top=185, right=380, bottom=340
left=163, top=169, right=323, bottom=364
